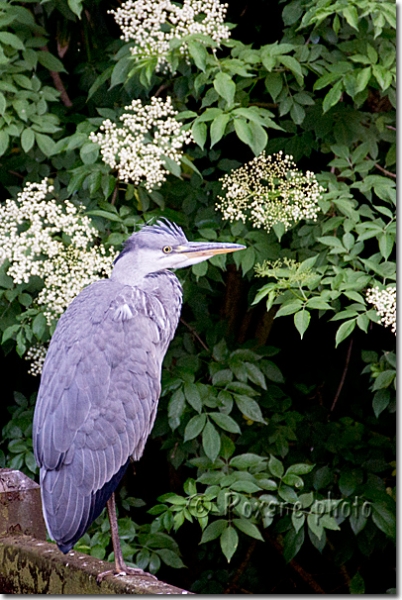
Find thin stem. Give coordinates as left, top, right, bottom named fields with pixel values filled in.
left=374, top=163, right=396, bottom=179
left=330, top=337, right=354, bottom=413
left=154, top=83, right=171, bottom=97
left=180, top=317, right=210, bottom=352
left=111, top=180, right=119, bottom=206
left=224, top=540, right=257, bottom=593
left=40, top=46, right=72, bottom=107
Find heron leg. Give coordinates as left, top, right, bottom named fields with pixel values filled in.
left=96, top=492, right=156, bottom=583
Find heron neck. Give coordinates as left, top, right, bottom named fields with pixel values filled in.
left=111, top=253, right=156, bottom=287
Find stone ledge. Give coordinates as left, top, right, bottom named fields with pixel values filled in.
left=0, top=535, right=191, bottom=594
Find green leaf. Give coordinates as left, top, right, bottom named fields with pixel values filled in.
left=161, top=154, right=181, bottom=178
left=371, top=503, right=396, bottom=539
left=0, top=91, right=6, bottom=116
left=8, top=439, right=28, bottom=453
left=349, top=572, right=365, bottom=594
left=322, top=80, right=343, bottom=113
left=200, top=519, right=227, bottom=543
left=168, top=389, right=185, bottom=425
left=214, top=72, right=236, bottom=107
left=276, top=301, right=303, bottom=317
left=294, top=310, right=310, bottom=339
left=240, top=246, right=256, bottom=275
left=268, top=454, right=284, bottom=478
left=32, top=313, right=47, bottom=340
left=111, top=56, right=132, bottom=88
left=343, top=5, right=359, bottom=30
left=233, top=118, right=253, bottom=148
left=290, top=102, right=305, bottom=125
left=192, top=120, right=207, bottom=149
left=188, top=40, right=207, bottom=72
left=265, top=72, right=283, bottom=101
left=37, top=51, right=67, bottom=73
left=25, top=451, right=38, bottom=474
left=278, top=485, right=298, bottom=503
left=282, top=473, right=304, bottom=488
left=0, top=130, right=10, bottom=156
left=372, top=389, right=390, bottom=418
left=80, top=142, right=99, bottom=165
left=197, top=108, right=222, bottom=122
left=335, top=319, right=356, bottom=347
left=230, top=453, right=265, bottom=469
left=263, top=361, right=284, bottom=384
left=355, top=67, right=372, bottom=94
left=209, top=412, right=241, bottom=434
left=156, top=548, right=185, bottom=569
left=244, top=362, right=266, bottom=389
left=307, top=513, right=324, bottom=540
left=320, top=515, right=340, bottom=531
left=283, top=527, right=304, bottom=562
left=212, top=369, right=233, bottom=386
left=2, top=324, right=20, bottom=344
left=220, top=526, right=238, bottom=562
left=248, top=121, right=268, bottom=156
left=87, top=66, right=114, bottom=99
left=0, top=32, right=25, bottom=50
left=372, top=370, right=395, bottom=391
left=233, top=518, right=264, bottom=541
left=378, top=233, right=394, bottom=260
left=292, top=511, right=305, bottom=533
left=34, top=132, right=56, bottom=156
left=306, top=297, right=332, bottom=311
left=202, top=421, right=221, bottom=461
left=234, top=395, right=266, bottom=424
left=21, top=128, right=35, bottom=153
left=68, top=0, right=83, bottom=17
left=230, top=480, right=261, bottom=493
left=86, top=210, right=122, bottom=223
left=184, top=414, right=206, bottom=442
left=286, top=463, right=314, bottom=476
left=184, top=382, right=202, bottom=413
left=210, top=113, right=230, bottom=148
left=278, top=55, right=303, bottom=80
left=350, top=511, right=368, bottom=535
left=299, top=492, right=314, bottom=509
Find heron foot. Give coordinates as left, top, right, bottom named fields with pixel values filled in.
left=96, top=565, right=157, bottom=584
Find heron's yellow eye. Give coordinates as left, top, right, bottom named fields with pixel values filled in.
left=163, top=246, right=172, bottom=254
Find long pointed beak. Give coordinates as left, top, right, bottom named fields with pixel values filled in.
left=175, top=241, right=246, bottom=258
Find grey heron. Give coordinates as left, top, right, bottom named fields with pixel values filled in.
left=33, top=219, right=245, bottom=579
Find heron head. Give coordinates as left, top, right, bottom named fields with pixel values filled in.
left=112, top=219, right=245, bottom=283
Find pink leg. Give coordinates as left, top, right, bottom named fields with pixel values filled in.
left=96, top=493, right=157, bottom=583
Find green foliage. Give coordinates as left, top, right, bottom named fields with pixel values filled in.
left=0, top=0, right=395, bottom=593
left=1, top=391, right=37, bottom=475
left=74, top=487, right=185, bottom=572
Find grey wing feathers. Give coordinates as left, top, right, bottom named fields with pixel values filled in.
left=33, top=273, right=182, bottom=549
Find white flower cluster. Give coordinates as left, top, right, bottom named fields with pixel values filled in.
left=89, top=97, right=193, bottom=192
left=111, top=0, right=230, bottom=73
left=366, top=286, right=396, bottom=334
left=25, top=344, right=48, bottom=377
left=0, top=179, right=114, bottom=326
left=216, top=151, right=323, bottom=233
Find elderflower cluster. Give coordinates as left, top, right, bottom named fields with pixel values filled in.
left=89, top=97, right=193, bottom=192
left=366, top=286, right=396, bottom=334
left=255, top=258, right=317, bottom=288
left=0, top=179, right=114, bottom=325
left=25, top=344, right=48, bottom=377
left=217, top=151, right=324, bottom=233
left=111, top=0, right=230, bottom=73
